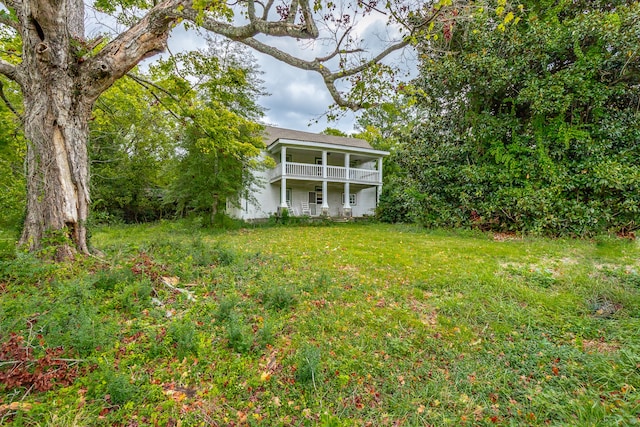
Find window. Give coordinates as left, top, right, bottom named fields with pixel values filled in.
left=285, top=154, right=292, bottom=163
left=341, top=193, right=357, bottom=206
left=285, top=188, right=292, bottom=205
left=315, top=186, right=323, bottom=205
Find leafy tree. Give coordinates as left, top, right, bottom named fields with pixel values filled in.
left=322, top=128, right=347, bottom=137
left=0, top=28, right=24, bottom=230
left=164, top=40, right=269, bottom=224
left=0, top=81, right=24, bottom=230
left=0, top=0, right=447, bottom=258
left=395, top=1, right=640, bottom=235
left=355, top=98, right=424, bottom=223
left=90, top=73, right=178, bottom=223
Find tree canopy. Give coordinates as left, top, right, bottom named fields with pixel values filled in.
left=380, top=0, right=640, bottom=235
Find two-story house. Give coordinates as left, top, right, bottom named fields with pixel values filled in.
left=227, top=126, right=389, bottom=220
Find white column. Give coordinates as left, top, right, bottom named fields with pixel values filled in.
left=343, top=153, right=351, bottom=217
left=377, top=157, right=383, bottom=205
left=280, top=147, right=288, bottom=209
left=321, top=151, right=329, bottom=215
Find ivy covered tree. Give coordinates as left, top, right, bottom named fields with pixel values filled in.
left=395, top=0, right=640, bottom=235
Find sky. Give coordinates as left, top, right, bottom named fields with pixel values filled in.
left=86, top=3, right=417, bottom=135
left=164, top=29, right=349, bottom=133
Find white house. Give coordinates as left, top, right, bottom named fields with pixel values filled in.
left=227, top=126, right=389, bottom=220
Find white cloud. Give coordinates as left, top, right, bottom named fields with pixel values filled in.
left=86, top=4, right=412, bottom=135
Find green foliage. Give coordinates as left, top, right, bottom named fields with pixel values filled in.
left=89, top=38, right=268, bottom=226
left=90, top=72, right=177, bottom=224
left=161, top=39, right=269, bottom=222
left=0, top=77, right=25, bottom=232
left=388, top=1, right=640, bottom=236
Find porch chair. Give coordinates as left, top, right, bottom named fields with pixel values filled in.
left=286, top=202, right=298, bottom=216
left=300, top=201, right=312, bottom=216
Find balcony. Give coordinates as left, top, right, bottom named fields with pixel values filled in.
left=269, top=162, right=381, bottom=184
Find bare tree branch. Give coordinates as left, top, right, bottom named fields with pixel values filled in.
left=126, top=72, right=181, bottom=103
left=239, top=35, right=409, bottom=109
left=0, top=78, right=22, bottom=119
left=178, top=0, right=319, bottom=40
left=316, top=27, right=360, bottom=62
left=261, top=0, right=275, bottom=20
left=0, top=13, right=20, bottom=31
left=0, top=58, right=19, bottom=83
left=0, top=0, right=22, bottom=12
left=80, top=0, right=183, bottom=101
left=286, top=0, right=299, bottom=24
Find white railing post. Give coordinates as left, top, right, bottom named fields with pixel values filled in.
left=343, top=154, right=351, bottom=217
left=280, top=147, right=288, bottom=209
left=321, top=151, right=329, bottom=215
left=322, top=151, right=327, bottom=179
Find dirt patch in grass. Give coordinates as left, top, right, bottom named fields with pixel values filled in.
left=582, top=339, right=620, bottom=354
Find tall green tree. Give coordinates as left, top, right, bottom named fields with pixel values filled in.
left=355, top=98, right=424, bottom=223
left=396, top=0, right=640, bottom=235
left=90, top=73, right=178, bottom=223
left=0, top=81, right=24, bottom=230
left=0, top=28, right=24, bottom=230
left=164, top=40, right=269, bottom=223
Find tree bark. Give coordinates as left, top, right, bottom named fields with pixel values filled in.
left=20, top=90, right=92, bottom=258
left=17, top=0, right=92, bottom=259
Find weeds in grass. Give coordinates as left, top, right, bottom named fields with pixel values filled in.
left=167, top=318, right=198, bottom=358
left=105, top=371, right=138, bottom=405
left=295, top=344, right=321, bottom=386
left=91, top=268, right=135, bottom=292
left=260, top=286, right=297, bottom=311
left=0, top=223, right=638, bottom=425
left=256, top=318, right=275, bottom=347
left=224, top=313, right=252, bottom=354
left=215, top=296, right=238, bottom=322
left=212, top=244, right=237, bottom=267
left=315, top=271, right=333, bottom=290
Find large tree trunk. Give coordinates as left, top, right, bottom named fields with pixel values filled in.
left=20, top=89, right=92, bottom=259
left=17, top=0, right=91, bottom=259
left=13, top=0, right=176, bottom=259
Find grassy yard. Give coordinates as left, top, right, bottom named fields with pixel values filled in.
left=1, top=222, right=639, bottom=426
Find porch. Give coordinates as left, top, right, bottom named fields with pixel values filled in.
left=268, top=144, right=385, bottom=217
left=268, top=162, right=381, bottom=185
left=277, top=181, right=379, bottom=218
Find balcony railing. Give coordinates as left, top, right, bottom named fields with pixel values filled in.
left=269, top=161, right=381, bottom=184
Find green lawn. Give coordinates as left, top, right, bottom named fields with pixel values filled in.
left=1, top=222, right=639, bottom=426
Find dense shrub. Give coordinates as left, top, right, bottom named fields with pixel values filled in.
left=385, top=1, right=640, bottom=236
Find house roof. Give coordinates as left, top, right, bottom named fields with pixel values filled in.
left=263, top=126, right=375, bottom=150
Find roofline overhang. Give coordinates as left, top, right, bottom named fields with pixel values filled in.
left=266, top=138, right=390, bottom=157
